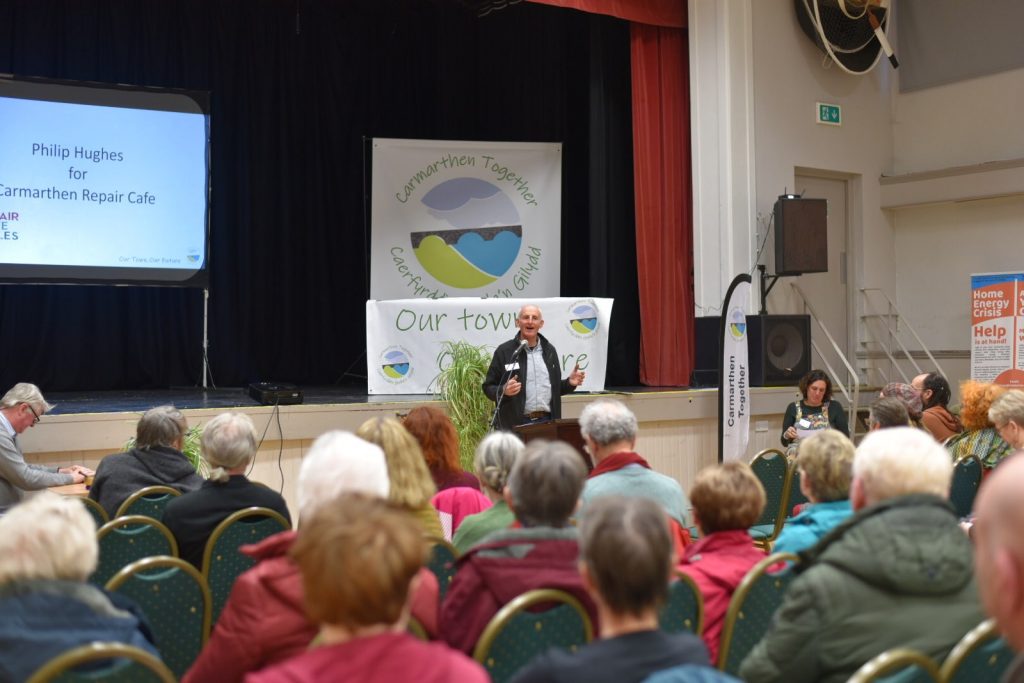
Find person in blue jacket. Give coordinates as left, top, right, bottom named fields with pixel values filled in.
left=773, top=429, right=854, bottom=555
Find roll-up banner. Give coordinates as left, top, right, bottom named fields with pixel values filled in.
left=719, top=275, right=752, bottom=462
left=367, top=297, right=613, bottom=395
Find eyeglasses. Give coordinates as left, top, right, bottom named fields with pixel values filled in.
left=24, top=403, right=40, bottom=425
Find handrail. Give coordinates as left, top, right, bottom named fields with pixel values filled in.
left=790, top=283, right=861, bottom=440
left=860, top=288, right=947, bottom=381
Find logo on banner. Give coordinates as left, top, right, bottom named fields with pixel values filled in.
left=410, top=178, right=522, bottom=290
left=566, top=301, right=599, bottom=338
left=379, top=346, right=413, bottom=384
left=727, top=306, right=747, bottom=341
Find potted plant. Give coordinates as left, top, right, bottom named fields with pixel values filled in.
left=433, top=340, right=493, bottom=472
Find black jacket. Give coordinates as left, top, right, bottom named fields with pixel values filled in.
left=482, top=332, right=575, bottom=431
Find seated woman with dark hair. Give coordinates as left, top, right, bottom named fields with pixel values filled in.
left=678, top=463, right=767, bottom=663
left=773, top=430, right=854, bottom=555
left=246, top=495, right=487, bottom=683
left=0, top=494, right=158, bottom=682
left=781, top=370, right=849, bottom=455
left=403, top=405, right=481, bottom=492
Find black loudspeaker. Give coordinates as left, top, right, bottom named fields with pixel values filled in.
left=691, top=314, right=811, bottom=387
left=747, top=314, right=811, bottom=386
left=774, top=196, right=828, bottom=275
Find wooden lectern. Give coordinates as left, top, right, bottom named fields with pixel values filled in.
left=512, top=418, right=592, bottom=470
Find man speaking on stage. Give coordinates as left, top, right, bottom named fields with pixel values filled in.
left=482, top=304, right=585, bottom=431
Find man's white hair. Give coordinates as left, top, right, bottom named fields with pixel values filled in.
left=0, top=493, right=97, bottom=584
left=854, top=427, right=952, bottom=503
left=297, top=431, right=390, bottom=521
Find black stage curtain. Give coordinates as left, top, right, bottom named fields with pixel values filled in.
left=0, top=0, right=639, bottom=391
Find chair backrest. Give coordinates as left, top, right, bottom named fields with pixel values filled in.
left=79, top=496, right=109, bottom=528
left=105, top=556, right=211, bottom=680
left=658, top=570, right=704, bottom=635
left=783, top=460, right=810, bottom=517
left=717, top=552, right=799, bottom=675
left=25, top=641, right=176, bottom=683
left=201, top=506, right=291, bottom=624
left=473, top=588, right=594, bottom=683
left=948, top=455, right=982, bottom=519
left=114, top=486, right=182, bottom=521
left=91, top=516, right=178, bottom=587
left=748, top=449, right=790, bottom=546
left=939, top=618, right=1014, bottom=683
left=426, top=537, right=459, bottom=601
left=407, top=616, right=429, bottom=641
left=847, top=648, right=941, bottom=683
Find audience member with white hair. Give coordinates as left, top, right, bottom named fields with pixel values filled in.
left=451, top=431, right=523, bottom=554
left=162, top=412, right=291, bottom=569
left=89, top=405, right=203, bottom=517
left=0, top=382, right=93, bottom=514
left=0, top=494, right=158, bottom=681
left=184, top=430, right=439, bottom=683
left=989, top=389, right=1024, bottom=450
left=578, top=399, right=691, bottom=551
left=972, top=451, right=1024, bottom=680
left=741, top=427, right=983, bottom=683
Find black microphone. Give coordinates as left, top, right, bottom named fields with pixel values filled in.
left=512, top=339, right=528, bottom=358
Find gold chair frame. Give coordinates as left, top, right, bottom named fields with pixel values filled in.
left=26, top=642, right=176, bottom=683
left=472, top=588, right=594, bottom=665
left=114, top=485, right=182, bottom=519
left=848, top=648, right=941, bottom=683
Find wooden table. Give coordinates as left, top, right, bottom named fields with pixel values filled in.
left=49, top=482, right=90, bottom=497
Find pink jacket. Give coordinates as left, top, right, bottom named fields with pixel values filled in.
left=185, top=531, right=439, bottom=683
left=431, top=487, right=492, bottom=541
left=677, top=530, right=766, bottom=663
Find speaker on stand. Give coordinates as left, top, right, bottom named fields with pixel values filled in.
left=747, top=315, right=811, bottom=386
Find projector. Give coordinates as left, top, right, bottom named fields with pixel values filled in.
left=248, top=382, right=303, bottom=406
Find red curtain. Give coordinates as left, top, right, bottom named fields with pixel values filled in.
left=526, top=0, right=685, bottom=27
left=630, top=23, right=694, bottom=386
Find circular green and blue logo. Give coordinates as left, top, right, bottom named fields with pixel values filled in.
left=728, top=307, right=747, bottom=341
left=380, top=347, right=412, bottom=383
left=567, top=301, right=599, bottom=338
left=411, top=178, right=522, bottom=289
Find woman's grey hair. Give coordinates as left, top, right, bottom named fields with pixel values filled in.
left=297, top=431, right=390, bottom=521
left=474, top=431, right=524, bottom=493
left=0, top=493, right=97, bottom=584
left=202, top=412, right=257, bottom=483
left=0, top=382, right=53, bottom=414
left=507, top=439, right=586, bottom=528
left=136, top=405, right=188, bottom=449
left=579, top=399, right=638, bottom=447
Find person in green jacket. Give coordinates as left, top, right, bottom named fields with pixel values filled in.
left=740, top=427, right=984, bottom=683
left=452, top=431, right=523, bottom=554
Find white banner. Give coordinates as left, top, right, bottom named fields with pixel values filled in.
left=720, top=276, right=752, bottom=462
left=367, top=297, right=612, bottom=395
left=971, top=271, right=1024, bottom=387
left=370, top=138, right=561, bottom=300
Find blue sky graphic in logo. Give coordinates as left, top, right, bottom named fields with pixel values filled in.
left=728, top=307, right=747, bottom=341
left=412, top=178, right=522, bottom=289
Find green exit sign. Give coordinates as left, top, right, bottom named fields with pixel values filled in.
left=816, top=102, right=842, bottom=126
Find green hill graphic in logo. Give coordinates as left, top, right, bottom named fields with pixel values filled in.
left=413, top=178, right=522, bottom=289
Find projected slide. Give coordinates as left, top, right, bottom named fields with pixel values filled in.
left=0, top=77, right=209, bottom=284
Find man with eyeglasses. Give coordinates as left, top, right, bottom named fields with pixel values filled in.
left=0, top=382, right=92, bottom=513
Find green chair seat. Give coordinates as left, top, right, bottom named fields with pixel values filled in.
left=473, top=588, right=593, bottom=683
left=106, top=556, right=211, bottom=679
left=201, top=507, right=291, bottom=625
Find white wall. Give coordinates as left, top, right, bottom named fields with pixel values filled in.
left=892, top=67, right=1024, bottom=174
left=690, top=0, right=1024, bottom=393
